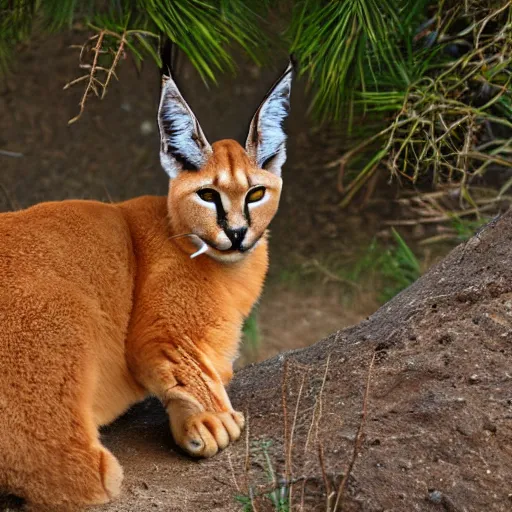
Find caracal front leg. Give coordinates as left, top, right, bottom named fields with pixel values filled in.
left=131, top=342, right=244, bottom=458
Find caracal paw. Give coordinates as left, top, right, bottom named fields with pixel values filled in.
left=177, top=410, right=245, bottom=458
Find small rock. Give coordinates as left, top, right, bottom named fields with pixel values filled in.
left=456, top=424, right=471, bottom=437
left=468, top=374, right=480, bottom=384
left=398, top=459, right=413, bottom=470
left=428, top=490, right=442, bottom=504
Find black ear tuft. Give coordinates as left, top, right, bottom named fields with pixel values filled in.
left=288, top=54, right=298, bottom=71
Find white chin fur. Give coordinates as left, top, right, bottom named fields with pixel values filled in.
left=205, top=238, right=261, bottom=263
left=206, top=250, right=246, bottom=264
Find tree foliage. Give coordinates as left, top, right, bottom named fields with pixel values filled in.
left=1, top=0, right=511, bottom=209
left=1, top=0, right=268, bottom=81
left=325, top=0, right=512, bottom=210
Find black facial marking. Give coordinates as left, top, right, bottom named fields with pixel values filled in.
left=225, top=227, right=247, bottom=251
left=213, top=193, right=228, bottom=231
left=244, top=200, right=252, bottom=227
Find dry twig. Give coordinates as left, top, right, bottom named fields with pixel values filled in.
left=0, top=149, right=23, bottom=158
left=227, top=452, right=241, bottom=494
left=64, top=27, right=134, bottom=124
left=288, top=371, right=308, bottom=511
left=305, top=353, right=331, bottom=452
left=281, top=359, right=290, bottom=484
left=65, top=31, right=106, bottom=125
left=318, top=441, right=334, bottom=512
left=333, top=351, right=376, bottom=512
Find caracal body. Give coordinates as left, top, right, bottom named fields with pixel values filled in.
left=0, top=64, right=293, bottom=508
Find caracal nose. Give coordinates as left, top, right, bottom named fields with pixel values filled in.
left=225, top=227, right=248, bottom=250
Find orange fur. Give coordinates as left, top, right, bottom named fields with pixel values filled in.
left=0, top=141, right=276, bottom=508
left=0, top=61, right=293, bottom=508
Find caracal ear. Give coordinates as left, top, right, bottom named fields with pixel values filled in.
left=158, top=75, right=212, bottom=178
left=245, top=61, right=294, bottom=177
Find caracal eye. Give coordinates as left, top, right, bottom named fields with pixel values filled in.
left=197, top=188, right=218, bottom=203
left=246, top=187, right=266, bottom=203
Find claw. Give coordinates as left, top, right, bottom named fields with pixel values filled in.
left=176, top=411, right=245, bottom=458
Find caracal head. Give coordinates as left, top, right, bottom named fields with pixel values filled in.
left=157, top=62, right=294, bottom=263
